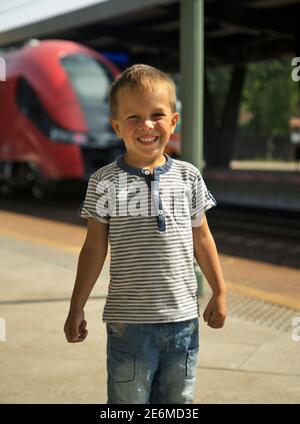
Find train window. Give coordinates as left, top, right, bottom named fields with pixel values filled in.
left=61, top=53, right=114, bottom=132
left=16, top=77, right=52, bottom=135
left=61, top=54, right=112, bottom=107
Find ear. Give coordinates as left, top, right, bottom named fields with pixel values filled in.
left=170, top=112, right=180, bottom=134
left=109, top=117, right=121, bottom=138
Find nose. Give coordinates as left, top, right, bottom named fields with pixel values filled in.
left=141, top=119, right=155, bottom=129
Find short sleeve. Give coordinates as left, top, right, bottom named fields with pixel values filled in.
left=78, top=176, right=111, bottom=224
left=190, top=171, right=217, bottom=227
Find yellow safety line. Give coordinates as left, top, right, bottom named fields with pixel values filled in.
left=226, top=280, right=300, bottom=310
left=0, top=226, right=298, bottom=310
left=0, top=227, right=81, bottom=253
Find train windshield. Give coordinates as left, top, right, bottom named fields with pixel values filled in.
left=61, top=53, right=114, bottom=133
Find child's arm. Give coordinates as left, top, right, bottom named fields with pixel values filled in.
left=64, top=218, right=109, bottom=343
left=192, top=214, right=227, bottom=329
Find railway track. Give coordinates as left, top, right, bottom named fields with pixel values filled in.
left=208, top=204, right=300, bottom=239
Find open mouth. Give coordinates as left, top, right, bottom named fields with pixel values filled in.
left=137, top=136, right=159, bottom=145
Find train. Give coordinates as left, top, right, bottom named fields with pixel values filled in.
left=0, top=39, right=126, bottom=198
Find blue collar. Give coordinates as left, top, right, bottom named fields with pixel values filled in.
left=116, top=153, right=173, bottom=177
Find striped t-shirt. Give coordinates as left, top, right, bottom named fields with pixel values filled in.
left=79, top=153, right=217, bottom=323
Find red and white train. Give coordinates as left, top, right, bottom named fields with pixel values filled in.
left=0, top=39, right=125, bottom=197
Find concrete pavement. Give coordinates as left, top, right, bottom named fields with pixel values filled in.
left=0, top=231, right=300, bottom=404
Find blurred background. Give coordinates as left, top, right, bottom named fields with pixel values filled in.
left=0, top=0, right=300, bottom=404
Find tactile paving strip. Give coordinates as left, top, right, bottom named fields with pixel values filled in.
left=200, top=289, right=299, bottom=333
left=227, top=291, right=299, bottom=333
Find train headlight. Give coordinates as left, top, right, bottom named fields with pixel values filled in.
left=49, top=127, right=88, bottom=144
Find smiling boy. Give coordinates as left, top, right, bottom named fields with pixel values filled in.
left=108, top=68, right=179, bottom=171
left=64, top=64, right=227, bottom=404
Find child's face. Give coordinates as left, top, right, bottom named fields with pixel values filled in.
left=109, top=85, right=179, bottom=164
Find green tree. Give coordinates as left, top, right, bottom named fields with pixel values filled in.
left=207, top=59, right=299, bottom=137
left=241, top=59, right=299, bottom=137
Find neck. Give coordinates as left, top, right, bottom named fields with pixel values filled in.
left=124, top=153, right=166, bottom=171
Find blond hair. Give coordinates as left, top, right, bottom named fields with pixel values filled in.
left=109, top=64, right=177, bottom=116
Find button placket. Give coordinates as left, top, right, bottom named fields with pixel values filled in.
left=151, top=180, right=160, bottom=214
left=155, top=176, right=165, bottom=232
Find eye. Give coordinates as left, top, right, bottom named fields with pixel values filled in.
left=127, top=115, right=138, bottom=120
left=152, top=113, right=166, bottom=119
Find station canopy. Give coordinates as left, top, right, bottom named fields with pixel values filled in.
left=1, top=0, right=300, bottom=70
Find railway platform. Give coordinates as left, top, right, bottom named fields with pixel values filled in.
left=204, top=160, right=300, bottom=211
left=0, top=209, right=300, bottom=404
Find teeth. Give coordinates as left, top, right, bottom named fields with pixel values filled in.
left=138, top=136, right=157, bottom=143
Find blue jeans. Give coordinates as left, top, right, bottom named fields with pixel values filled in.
left=106, top=318, right=199, bottom=404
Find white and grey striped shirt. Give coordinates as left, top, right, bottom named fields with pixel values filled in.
left=79, top=153, right=216, bottom=323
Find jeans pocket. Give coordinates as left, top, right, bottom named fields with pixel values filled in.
left=108, top=348, right=135, bottom=383
left=107, top=322, right=128, bottom=337
left=186, top=346, right=199, bottom=379
left=188, top=318, right=199, bottom=333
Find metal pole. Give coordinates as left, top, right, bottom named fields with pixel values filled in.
left=180, top=0, right=205, bottom=296
left=180, top=0, right=203, bottom=167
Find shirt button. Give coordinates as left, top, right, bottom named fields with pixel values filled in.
left=153, top=190, right=159, bottom=196
left=144, top=170, right=150, bottom=175
left=158, top=210, right=163, bottom=215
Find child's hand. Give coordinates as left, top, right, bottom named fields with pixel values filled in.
left=203, top=293, right=227, bottom=329
left=64, top=309, right=88, bottom=343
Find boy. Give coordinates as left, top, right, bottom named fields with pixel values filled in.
left=64, top=64, right=227, bottom=404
